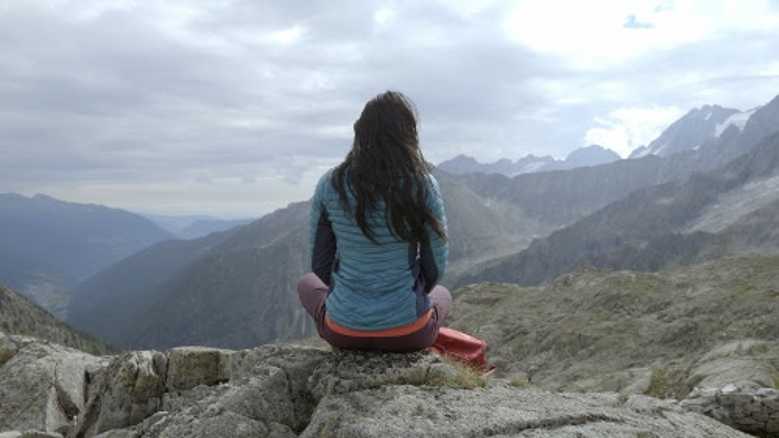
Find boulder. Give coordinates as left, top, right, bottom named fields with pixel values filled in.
left=165, top=347, right=230, bottom=391
left=682, top=384, right=779, bottom=437
left=75, top=344, right=330, bottom=438
left=0, top=335, right=108, bottom=435
left=678, top=339, right=779, bottom=437
left=75, top=351, right=168, bottom=436
left=687, top=339, right=778, bottom=390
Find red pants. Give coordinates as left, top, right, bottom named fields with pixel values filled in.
left=297, top=272, right=452, bottom=352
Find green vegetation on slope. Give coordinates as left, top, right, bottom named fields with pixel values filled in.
left=448, top=255, right=779, bottom=398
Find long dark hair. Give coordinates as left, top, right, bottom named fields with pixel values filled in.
left=332, top=91, right=447, bottom=245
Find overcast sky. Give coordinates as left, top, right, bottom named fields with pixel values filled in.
left=2, top=0, right=778, bottom=218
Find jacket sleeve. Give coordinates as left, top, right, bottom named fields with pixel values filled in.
left=419, top=174, right=448, bottom=292
left=309, top=172, right=337, bottom=286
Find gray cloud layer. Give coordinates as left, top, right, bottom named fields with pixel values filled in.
left=1, top=1, right=778, bottom=217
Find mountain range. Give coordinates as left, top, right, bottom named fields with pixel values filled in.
left=0, top=193, right=173, bottom=317
left=454, top=102, right=779, bottom=287
left=438, top=144, right=621, bottom=177
left=628, top=105, right=741, bottom=158
left=2, top=93, right=775, bottom=353
left=145, top=213, right=253, bottom=239
left=66, top=175, right=547, bottom=349
left=61, top=93, right=779, bottom=351
left=628, top=105, right=767, bottom=159
left=4, top=93, right=779, bottom=438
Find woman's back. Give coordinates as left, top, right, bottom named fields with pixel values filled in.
left=297, top=90, right=451, bottom=352
left=309, top=168, right=448, bottom=331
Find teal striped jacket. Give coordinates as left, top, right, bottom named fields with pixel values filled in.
left=308, top=168, right=448, bottom=330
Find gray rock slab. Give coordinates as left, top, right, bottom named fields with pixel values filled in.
left=301, top=385, right=751, bottom=437
left=0, top=335, right=107, bottom=435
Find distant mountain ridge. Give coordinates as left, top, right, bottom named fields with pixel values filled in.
left=145, top=213, right=253, bottom=239
left=67, top=173, right=550, bottom=349
left=67, top=175, right=547, bottom=349
left=0, top=193, right=173, bottom=317
left=437, top=154, right=555, bottom=176
left=453, top=94, right=779, bottom=229
left=438, top=145, right=620, bottom=177
left=455, top=130, right=779, bottom=288
left=628, top=105, right=766, bottom=159
left=65, top=92, right=779, bottom=352
left=629, top=105, right=739, bottom=159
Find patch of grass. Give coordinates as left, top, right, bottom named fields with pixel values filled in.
left=427, top=358, right=487, bottom=390
left=509, top=375, right=530, bottom=388
left=644, top=368, right=671, bottom=399
left=644, top=366, right=691, bottom=399
left=748, top=342, right=771, bottom=355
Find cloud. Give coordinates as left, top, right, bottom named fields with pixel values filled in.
left=1, top=0, right=778, bottom=216
left=373, top=6, right=396, bottom=27
left=585, top=106, right=685, bottom=157
left=503, top=0, right=779, bottom=70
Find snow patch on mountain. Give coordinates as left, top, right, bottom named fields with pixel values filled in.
left=715, top=107, right=760, bottom=137
left=628, top=105, right=740, bottom=159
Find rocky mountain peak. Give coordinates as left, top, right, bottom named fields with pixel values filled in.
left=629, top=104, right=740, bottom=159
left=437, top=146, right=619, bottom=178
left=564, top=144, right=621, bottom=167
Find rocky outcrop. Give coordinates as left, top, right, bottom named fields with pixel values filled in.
left=0, top=333, right=109, bottom=436
left=678, top=339, right=779, bottom=436
left=683, top=385, right=779, bottom=436
left=0, top=333, right=754, bottom=437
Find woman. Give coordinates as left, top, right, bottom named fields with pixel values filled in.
left=297, top=90, right=451, bottom=352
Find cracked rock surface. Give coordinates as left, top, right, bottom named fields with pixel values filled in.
left=0, top=334, right=108, bottom=436
left=0, top=333, right=753, bottom=437
left=302, top=387, right=741, bottom=438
